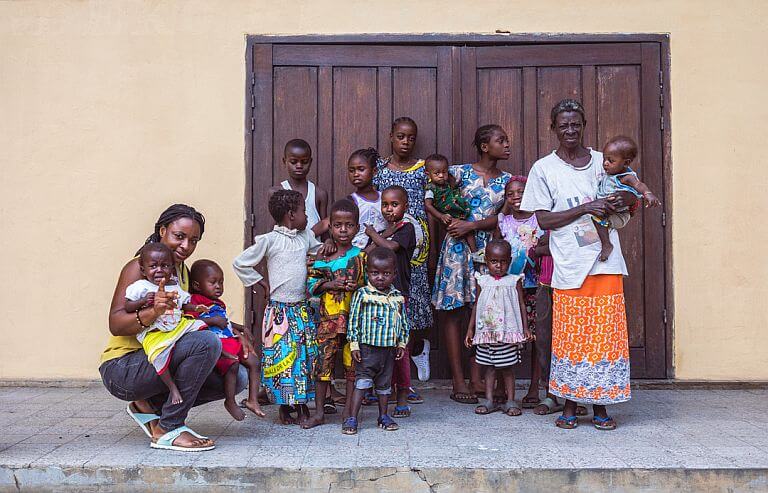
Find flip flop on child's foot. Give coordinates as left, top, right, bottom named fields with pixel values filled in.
left=474, top=399, right=500, bottom=415
left=406, top=388, right=424, bottom=404
left=592, top=415, right=617, bottom=430
left=377, top=414, right=399, bottom=431
left=392, top=405, right=411, bottom=418
left=450, top=392, right=479, bottom=404
left=323, top=403, right=337, bottom=415
left=341, top=416, right=358, bottom=435
left=500, top=402, right=522, bottom=416
left=555, top=415, right=578, bottom=429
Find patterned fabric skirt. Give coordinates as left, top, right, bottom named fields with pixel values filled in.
left=550, top=274, right=631, bottom=405
left=432, top=236, right=475, bottom=311
left=408, top=263, right=433, bottom=330
left=261, top=300, right=318, bottom=405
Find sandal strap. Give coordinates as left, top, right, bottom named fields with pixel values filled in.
left=342, top=417, right=357, bottom=427
left=394, top=405, right=411, bottom=412
left=557, top=415, right=578, bottom=423
left=593, top=415, right=614, bottom=423
left=378, top=415, right=396, bottom=427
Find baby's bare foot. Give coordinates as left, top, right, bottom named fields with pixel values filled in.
left=243, top=399, right=265, bottom=417
left=599, top=243, right=614, bottom=261
left=170, top=390, right=184, bottom=405
left=225, top=399, right=246, bottom=421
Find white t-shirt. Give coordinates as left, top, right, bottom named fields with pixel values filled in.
left=350, top=192, right=387, bottom=249
left=520, top=149, right=628, bottom=290
left=125, top=279, right=191, bottom=336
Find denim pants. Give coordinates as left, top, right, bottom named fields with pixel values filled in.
left=99, top=330, right=247, bottom=431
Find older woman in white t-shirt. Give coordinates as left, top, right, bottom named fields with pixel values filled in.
left=520, top=99, right=636, bottom=431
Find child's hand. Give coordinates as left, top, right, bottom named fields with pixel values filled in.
left=524, top=329, right=534, bottom=342
left=395, top=347, right=405, bottom=360
left=441, top=214, right=453, bottom=226
left=352, top=349, right=362, bottom=363
left=643, top=192, right=661, bottom=208
left=464, top=330, right=474, bottom=348
left=152, top=279, right=177, bottom=317
left=194, top=304, right=212, bottom=314
left=238, top=330, right=257, bottom=359
left=318, top=238, right=337, bottom=257
left=143, top=292, right=155, bottom=308
left=324, top=278, right=347, bottom=291
left=364, top=224, right=377, bottom=238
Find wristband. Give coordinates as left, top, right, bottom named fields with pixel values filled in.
left=136, top=310, right=150, bottom=329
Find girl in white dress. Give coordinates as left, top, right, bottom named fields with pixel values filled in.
left=464, top=239, right=530, bottom=416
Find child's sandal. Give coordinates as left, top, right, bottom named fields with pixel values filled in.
left=392, top=405, right=411, bottom=418
left=501, top=402, right=522, bottom=416
left=555, top=415, right=579, bottom=429
left=592, top=415, right=617, bottom=430
left=341, top=417, right=358, bottom=435
left=377, top=414, right=399, bottom=431
left=474, top=399, right=499, bottom=415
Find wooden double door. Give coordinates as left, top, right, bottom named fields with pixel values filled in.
left=247, top=37, right=668, bottom=378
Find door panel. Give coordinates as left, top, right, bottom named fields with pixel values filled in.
left=250, top=40, right=668, bottom=378
left=464, top=43, right=665, bottom=377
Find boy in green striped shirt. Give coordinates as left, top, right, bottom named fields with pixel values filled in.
left=342, top=247, right=410, bottom=435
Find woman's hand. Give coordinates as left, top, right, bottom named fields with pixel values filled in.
left=152, top=279, right=178, bottom=317
left=643, top=192, right=661, bottom=208
left=579, top=198, right=613, bottom=218
left=446, top=219, right=475, bottom=239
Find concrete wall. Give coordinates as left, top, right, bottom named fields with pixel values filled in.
left=1, top=0, right=766, bottom=380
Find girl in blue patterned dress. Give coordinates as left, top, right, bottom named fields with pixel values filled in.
left=432, top=125, right=512, bottom=403
left=373, top=117, right=433, bottom=402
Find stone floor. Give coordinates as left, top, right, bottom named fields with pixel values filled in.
left=0, top=383, right=767, bottom=491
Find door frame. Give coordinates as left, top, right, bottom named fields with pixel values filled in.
left=244, top=33, right=674, bottom=378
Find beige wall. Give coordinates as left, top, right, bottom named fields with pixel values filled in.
left=1, top=1, right=766, bottom=380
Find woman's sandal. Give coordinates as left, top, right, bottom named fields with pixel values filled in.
left=126, top=403, right=159, bottom=438
left=533, top=397, right=564, bottom=415
left=501, top=402, right=522, bottom=416
left=341, top=417, right=358, bottom=435
left=393, top=405, right=411, bottom=418
left=521, top=395, right=541, bottom=409
left=150, top=426, right=214, bottom=452
left=377, top=414, right=399, bottom=431
left=450, top=392, right=479, bottom=405
left=592, top=415, right=617, bottom=430
left=474, top=399, right=500, bottom=415
left=555, top=415, right=579, bottom=429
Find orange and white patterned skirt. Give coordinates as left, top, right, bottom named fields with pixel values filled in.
left=549, top=274, right=631, bottom=405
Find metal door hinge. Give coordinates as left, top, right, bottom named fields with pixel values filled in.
left=250, top=116, right=255, bottom=131
left=663, top=309, right=668, bottom=325
left=660, top=115, right=664, bottom=131
left=661, top=212, right=667, bottom=227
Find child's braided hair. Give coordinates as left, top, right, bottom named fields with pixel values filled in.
left=268, top=189, right=303, bottom=223
left=349, top=147, right=379, bottom=168
left=472, top=124, right=504, bottom=155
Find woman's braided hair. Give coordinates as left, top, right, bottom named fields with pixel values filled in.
left=136, top=204, right=205, bottom=256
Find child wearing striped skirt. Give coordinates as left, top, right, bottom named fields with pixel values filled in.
left=464, top=240, right=531, bottom=416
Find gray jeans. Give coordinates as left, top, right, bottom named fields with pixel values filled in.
left=99, top=330, right=247, bottom=431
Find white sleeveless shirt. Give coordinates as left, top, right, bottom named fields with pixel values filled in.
left=281, top=180, right=321, bottom=231
left=350, top=191, right=388, bottom=249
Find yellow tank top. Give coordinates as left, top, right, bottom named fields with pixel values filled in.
left=99, top=262, right=189, bottom=365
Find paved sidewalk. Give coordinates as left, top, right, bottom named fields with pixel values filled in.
left=0, top=384, right=767, bottom=491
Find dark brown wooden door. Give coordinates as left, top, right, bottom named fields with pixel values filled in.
left=248, top=39, right=668, bottom=379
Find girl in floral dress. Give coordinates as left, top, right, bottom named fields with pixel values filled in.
left=373, top=117, right=432, bottom=402
left=432, top=124, right=512, bottom=403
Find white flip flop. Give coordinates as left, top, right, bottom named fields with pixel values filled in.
left=126, top=403, right=159, bottom=438
left=150, top=426, right=214, bottom=452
